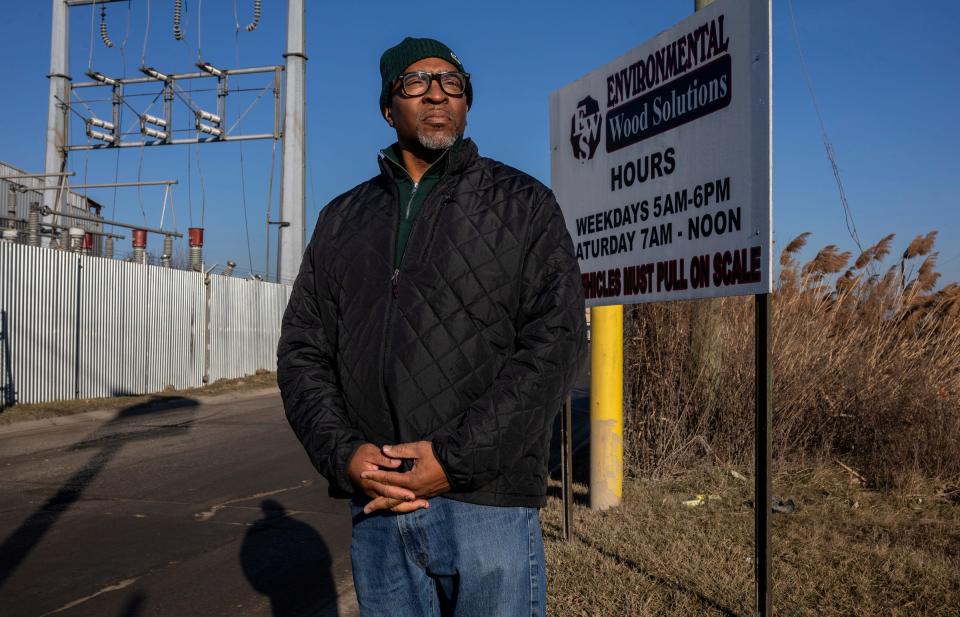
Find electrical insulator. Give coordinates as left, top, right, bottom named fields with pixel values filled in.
left=140, top=66, right=169, bottom=82
left=196, top=109, right=221, bottom=125
left=143, top=126, right=168, bottom=140
left=86, top=70, right=117, bottom=86
left=88, top=117, right=116, bottom=131
left=142, top=113, right=168, bottom=128
left=245, top=0, right=261, bottom=32
left=88, top=130, right=116, bottom=144
left=196, top=61, right=224, bottom=77
left=173, top=0, right=184, bottom=41
left=100, top=6, right=113, bottom=48
left=197, top=123, right=223, bottom=137
left=196, top=109, right=223, bottom=136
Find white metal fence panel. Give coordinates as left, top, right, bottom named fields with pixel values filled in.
left=77, top=255, right=149, bottom=398
left=75, top=256, right=206, bottom=398
left=0, top=243, right=79, bottom=405
left=0, top=242, right=291, bottom=406
left=144, top=266, right=205, bottom=393
left=256, top=280, right=292, bottom=372
left=208, top=275, right=289, bottom=383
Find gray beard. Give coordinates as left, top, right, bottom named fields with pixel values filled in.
left=417, top=129, right=460, bottom=151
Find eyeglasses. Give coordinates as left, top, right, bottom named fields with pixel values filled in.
left=395, top=71, right=470, bottom=98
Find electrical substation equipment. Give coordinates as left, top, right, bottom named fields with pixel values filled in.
left=195, top=109, right=223, bottom=138
left=140, top=66, right=169, bottom=82
left=141, top=113, right=168, bottom=141
left=86, top=117, right=116, bottom=144
left=245, top=0, right=262, bottom=32
left=99, top=5, right=113, bottom=48
left=85, top=70, right=117, bottom=86
left=173, top=0, right=184, bottom=40
left=196, top=61, right=225, bottom=78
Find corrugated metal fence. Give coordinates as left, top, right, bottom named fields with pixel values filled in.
left=0, top=242, right=292, bottom=406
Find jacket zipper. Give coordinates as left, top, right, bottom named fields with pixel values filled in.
left=392, top=182, right=418, bottom=298
left=405, top=182, right=419, bottom=219
left=378, top=149, right=452, bottom=444
left=377, top=170, right=403, bottom=443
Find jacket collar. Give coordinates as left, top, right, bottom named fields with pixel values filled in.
left=378, top=137, right=478, bottom=182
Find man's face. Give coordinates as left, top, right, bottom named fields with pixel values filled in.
left=384, top=57, right=468, bottom=151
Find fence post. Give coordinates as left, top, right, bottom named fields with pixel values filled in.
left=203, top=273, right=211, bottom=384
left=73, top=254, right=82, bottom=399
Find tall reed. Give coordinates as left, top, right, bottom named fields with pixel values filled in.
left=623, top=231, right=960, bottom=487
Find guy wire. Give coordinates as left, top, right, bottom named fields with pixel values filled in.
left=786, top=0, right=865, bottom=257
left=232, top=11, right=255, bottom=277
left=88, top=0, right=97, bottom=70
left=140, top=0, right=151, bottom=66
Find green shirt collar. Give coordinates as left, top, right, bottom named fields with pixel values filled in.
left=380, top=136, right=464, bottom=183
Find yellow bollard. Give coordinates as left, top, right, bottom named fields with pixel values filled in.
left=590, top=304, right=623, bottom=510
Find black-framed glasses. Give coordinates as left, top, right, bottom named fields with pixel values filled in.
left=395, top=71, right=470, bottom=98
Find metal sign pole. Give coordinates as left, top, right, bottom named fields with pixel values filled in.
left=560, top=394, right=573, bottom=541
left=755, top=292, right=772, bottom=616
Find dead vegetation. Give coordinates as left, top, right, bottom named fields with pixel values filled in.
left=624, top=231, right=960, bottom=488
left=543, top=466, right=960, bottom=616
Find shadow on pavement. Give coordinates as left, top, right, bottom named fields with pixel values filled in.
left=0, top=395, right=200, bottom=592
left=117, top=590, right=146, bottom=617
left=241, top=499, right=340, bottom=617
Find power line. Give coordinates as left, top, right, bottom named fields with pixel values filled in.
left=786, top=0, right=864, bottom=257
left=87, top=1, right=97, bottom=70
left=140, top=0, right=151, bottom=66
left=232, top=1, right=254, bottom=277
left=197, top=0, right=204, bottom=61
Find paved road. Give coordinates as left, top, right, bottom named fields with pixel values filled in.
left=0, top=391, right=358, bottom=617
left=0, top=385, right=590, bottom=617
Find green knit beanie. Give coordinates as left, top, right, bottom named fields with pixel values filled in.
left=379, top=37, right=472, bottom=112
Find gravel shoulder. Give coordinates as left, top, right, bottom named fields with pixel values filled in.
left=0, top=372, right=279, bottom=429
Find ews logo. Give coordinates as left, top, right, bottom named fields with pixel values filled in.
left=569, top=96, right=602, bottom=161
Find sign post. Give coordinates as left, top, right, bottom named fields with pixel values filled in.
left=550, top=0, right=772, bottom=612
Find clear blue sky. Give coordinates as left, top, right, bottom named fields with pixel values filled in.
left=1, top=1, right=957, bottom=284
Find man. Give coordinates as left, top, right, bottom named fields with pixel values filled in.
left=277, top=36, right=586, bottom=616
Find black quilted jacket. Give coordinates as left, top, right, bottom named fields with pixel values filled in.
left=277, top=139, right=586, bottom=507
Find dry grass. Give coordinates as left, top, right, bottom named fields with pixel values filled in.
left=543, top=465, right=960, bottom=616
left=0, top=371, right=278, bottom=426
left=624, top=232, right=960, bottom=488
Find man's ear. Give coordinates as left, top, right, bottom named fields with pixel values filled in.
left=383, top=105, right=394, bottom=127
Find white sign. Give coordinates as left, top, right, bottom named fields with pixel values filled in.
left=550, top=0, right=771, bottom=306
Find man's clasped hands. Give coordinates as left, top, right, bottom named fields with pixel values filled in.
left=347, top=441, right=451, bottom=514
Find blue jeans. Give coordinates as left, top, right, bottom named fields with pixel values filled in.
left=349, top=497, right=546, bottom=616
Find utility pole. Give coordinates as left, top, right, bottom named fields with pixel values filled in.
left=278, top=0, right=306, bottom=283
left=43, top=0, right=70, bottom=244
